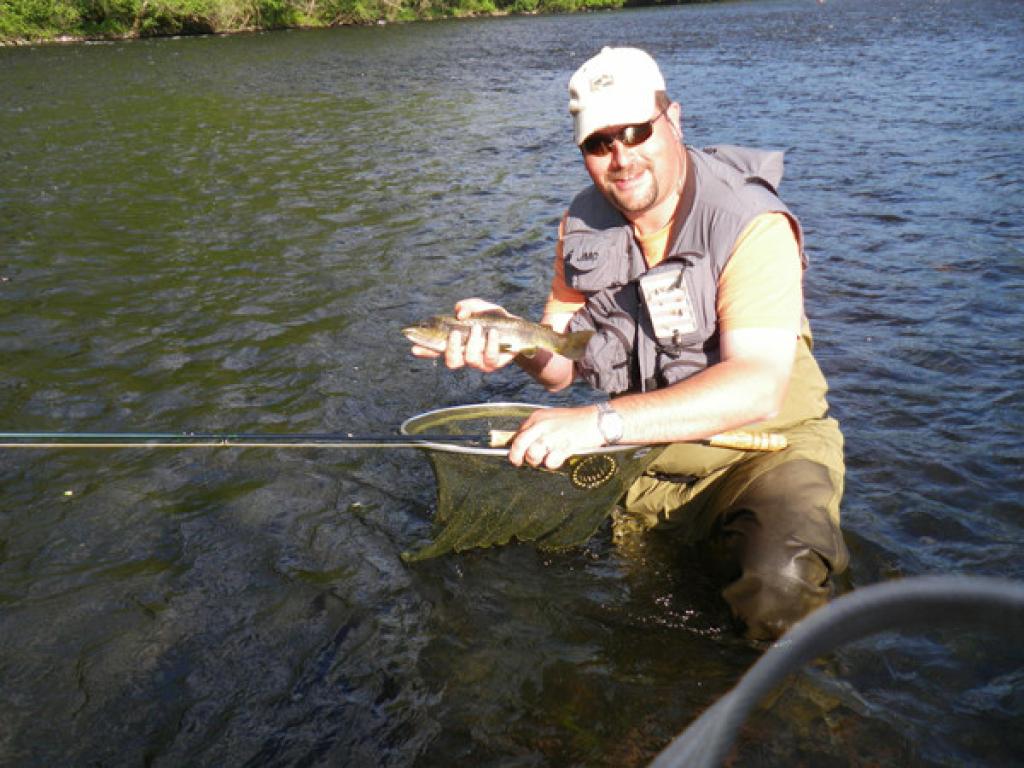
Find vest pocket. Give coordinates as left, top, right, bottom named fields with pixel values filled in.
left=563, top=230, right=633, bottom=291
left=638, top=262, right=711, bottom=351
left=578, top=323, right=632, bottom=395
left=571, top=296, right=635, bottom=396
left=656, top=353, right=711, bottom=388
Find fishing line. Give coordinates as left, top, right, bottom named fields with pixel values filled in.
left=648, top=575, right=1024, bottom=768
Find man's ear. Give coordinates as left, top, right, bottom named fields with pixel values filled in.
left=668, top=102, right=683, bottom=138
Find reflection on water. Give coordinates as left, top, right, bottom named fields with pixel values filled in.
left=1, top=0, right=1023, bottom=764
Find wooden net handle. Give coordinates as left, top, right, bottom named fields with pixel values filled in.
left=489, top=430, right=517, bottom=447
left=487, top=430, right=787, bottom=452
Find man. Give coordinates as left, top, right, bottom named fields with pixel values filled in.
left=409, top=47, right=848, bottom=641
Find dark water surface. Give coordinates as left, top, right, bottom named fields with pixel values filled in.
left=2, top=0, right=1022, bottom=764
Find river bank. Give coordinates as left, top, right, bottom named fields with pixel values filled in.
left=1, top=0, right=632, bottom=45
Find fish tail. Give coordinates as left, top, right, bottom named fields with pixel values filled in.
left=559, top=330, right=595, bottom=361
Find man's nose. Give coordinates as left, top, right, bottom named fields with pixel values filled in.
left=608, top=140, right=632, bottom=167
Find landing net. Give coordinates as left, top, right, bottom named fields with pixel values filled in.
left=400, top=403, right=661, bottom=561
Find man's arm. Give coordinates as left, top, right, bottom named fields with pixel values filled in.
left=605, top=327, right=795, bottom=439
left=505, top=326, right=796, bottom=469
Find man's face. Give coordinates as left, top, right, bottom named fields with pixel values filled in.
left=581, top=103, right=682, bottom=222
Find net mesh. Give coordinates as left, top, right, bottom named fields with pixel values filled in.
left=400, top=403, right=662, bottom=561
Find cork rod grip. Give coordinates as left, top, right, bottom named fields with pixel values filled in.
left=705, top=431, right=788, bottom=452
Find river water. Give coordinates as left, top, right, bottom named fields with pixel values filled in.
left=1, top=0, right=1022, bottom=764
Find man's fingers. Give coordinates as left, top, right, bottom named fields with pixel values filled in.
left=508, top=423, right=571, bottom=471
left=444, top=329, right=465, bottom=368
left=410, top=344, right=443, bottom=359
left=454, top=298, right=508, bottom=319
left=507, top=430, right=531, bottom=466
left=483, top=328, right=506, bottom=367
left=463, top=324, right=486, bottom=366
left=542, top=448, right=570, bottom=470
left=453, top=298, right=483, bottom=319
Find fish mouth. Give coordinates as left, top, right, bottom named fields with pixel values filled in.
left=402, top=327, right=445, bottom=352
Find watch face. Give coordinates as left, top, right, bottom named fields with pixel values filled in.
left=599, top=407, right=623, bottom=444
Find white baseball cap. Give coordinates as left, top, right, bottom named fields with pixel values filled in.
left=568, top=47, right=667, bottom=145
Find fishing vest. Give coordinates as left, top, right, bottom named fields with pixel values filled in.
left=564, top=144, right=806, bottom=396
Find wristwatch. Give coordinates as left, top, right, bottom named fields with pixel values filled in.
left=596, top=401, right=624, bottom=446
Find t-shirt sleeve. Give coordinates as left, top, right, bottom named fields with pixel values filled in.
left=717, top=212, right=803, bottom=333
left=544, top=215, right=586, bottom=317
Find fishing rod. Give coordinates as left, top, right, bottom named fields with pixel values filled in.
left=0, top=429, right=787, bottom=452
left=0, top=431, right=508, bottom=450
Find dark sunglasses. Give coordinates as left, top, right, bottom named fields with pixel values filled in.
left=581, top=107, right=670, bottom=157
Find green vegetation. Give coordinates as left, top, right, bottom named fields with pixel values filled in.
left=0, top=0, right=650, bottom=43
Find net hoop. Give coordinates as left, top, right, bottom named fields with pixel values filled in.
left=400, top=402, right=649, bottom=458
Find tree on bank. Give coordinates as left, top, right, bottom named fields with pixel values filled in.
left=0, top=0, right=657, bottom=44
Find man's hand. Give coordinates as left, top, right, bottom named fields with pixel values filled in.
left=508, top=406, right=605, bottom=470
left=408, top=298, right=519, bottom=373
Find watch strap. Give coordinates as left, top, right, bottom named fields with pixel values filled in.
left=596, top=401, right=624, bottom=446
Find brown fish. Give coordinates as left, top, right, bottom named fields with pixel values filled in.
left=403, top=312, right=593, bottom=361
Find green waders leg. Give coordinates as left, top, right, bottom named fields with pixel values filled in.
left=714, top=459, right=849, bottom=641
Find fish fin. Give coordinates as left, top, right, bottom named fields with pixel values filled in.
left=559, top=330, right=595, bottom=361
left=499, top=343, right=536, bottom=358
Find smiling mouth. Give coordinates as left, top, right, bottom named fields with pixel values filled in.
left=611, top=168, right=646, bottom=189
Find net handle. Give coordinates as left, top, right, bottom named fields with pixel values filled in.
left=488, top=430, right=787, bottom=452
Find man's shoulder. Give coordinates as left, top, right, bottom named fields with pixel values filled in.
left=688, top=144, right=792, bottom=220
left=566, top=185, right=625, bottom=232
left=567, top=183, right=606, bottom=213
left=693, top=144, right=786, bottom=192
